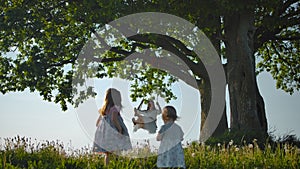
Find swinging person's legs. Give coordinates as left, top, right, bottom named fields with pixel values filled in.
left=132, top=116, right=145, bottom=129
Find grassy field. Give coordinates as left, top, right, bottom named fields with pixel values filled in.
left=0, top=136, right=299, bottom=169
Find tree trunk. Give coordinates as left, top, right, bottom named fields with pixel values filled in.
left=198, top=14, right=228, bottom=140
left=224, top=9, right=267, bottom=139
left=256, top=84, right=268, bottom=134
left=199, top=79, right=228, bottom=140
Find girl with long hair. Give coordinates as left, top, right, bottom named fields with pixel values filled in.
left=93, top=88, right=132, bottom=166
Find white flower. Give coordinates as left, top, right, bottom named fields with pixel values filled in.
left=248, top=144, right=253, bottom=149
left=217, top=143, right=221, bottom=147
left=192, top=153, right=195, bottom=157
left=235, top=147, right=240, bottom=152
left=267, top=144, right=271, bottom=149
left=284, top=144, right=289, bottom=153
left=229, top=140, right=234, bottom=146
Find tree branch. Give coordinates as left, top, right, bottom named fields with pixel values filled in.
left=128, top=34, right=209, bottom=81
left=274, top=35, right=300, bottom=41
left=278, top=0, right=299, bottom=15
left=254, top=1, right=300, bottom=51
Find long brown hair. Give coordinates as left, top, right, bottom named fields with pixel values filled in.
left=99, top=88, right=122, bottom=116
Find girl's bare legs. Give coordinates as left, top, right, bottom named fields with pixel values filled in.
left=132, top=117, right=145, bottom=131
left=132, top=117, right=144, bottom=127
left=104, top=152, right=110, bottom=166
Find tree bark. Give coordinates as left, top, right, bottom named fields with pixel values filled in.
left=198, top=13, right=228, bottom=140
left=224, top=9, right=267, bottom=139
left=199, top=79, right=228, bottom=139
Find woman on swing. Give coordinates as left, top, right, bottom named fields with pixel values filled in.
left=132, top=99, right=162, bottom=133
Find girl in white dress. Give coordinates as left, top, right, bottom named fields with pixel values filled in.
left=93, top=88, right=132, bottom=166
left=156, top=106, right=185, bottom=169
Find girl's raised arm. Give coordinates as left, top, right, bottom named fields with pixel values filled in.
left=137, top=99, right=144, bottom=110
left=156, top=101, right=162, bottom=114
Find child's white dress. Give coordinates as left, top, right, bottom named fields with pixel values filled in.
left=157, top=122, right=185, bottom=168
left=93, top=106, right=132, bottom=153
left=134, top=109, right=161, bottom=133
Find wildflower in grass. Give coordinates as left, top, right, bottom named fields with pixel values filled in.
left=192, top=153, right=195, bottom=157
left=284, top=144, right=290, bottom=153
left=207, top=145, right=211, bottom=151
left=217, top=143, right=221, bottom=147
left=229, top=140, right=234, bottom=146
left=201, top=142, right=205, bottom=147
left=235, top=147, right=240, bottom=152
left=248, top=144, right=253, bottom=149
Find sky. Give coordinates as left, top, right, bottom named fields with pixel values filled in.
left=0, top=69, right=300, bottom=151
left=0, top=73, right=202, bottom=150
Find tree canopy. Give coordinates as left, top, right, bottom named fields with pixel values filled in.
left=1, top=0, right=298, bottom=109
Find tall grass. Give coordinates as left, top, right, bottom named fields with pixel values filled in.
left=185, top=140, right=299, bottom=169
left=0, top=136, right=299, bottom=169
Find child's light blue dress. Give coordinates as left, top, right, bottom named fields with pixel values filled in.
left=157, top=122, right=185, bottom=168
left=93, top=106, right=132, bottom=153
